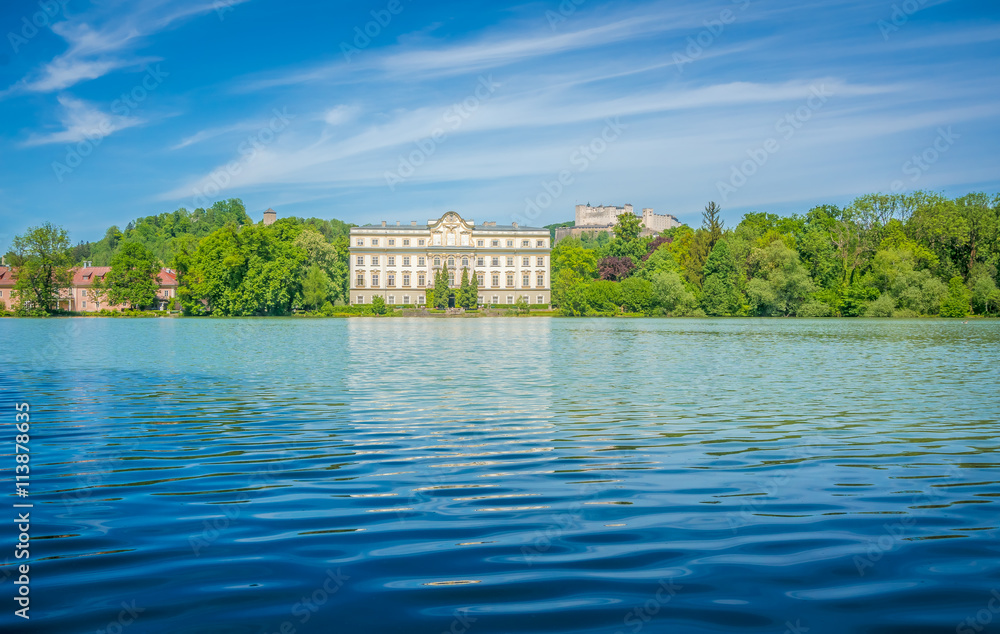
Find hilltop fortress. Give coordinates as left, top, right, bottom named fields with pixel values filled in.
left=555, top=204, right=682, bottom=243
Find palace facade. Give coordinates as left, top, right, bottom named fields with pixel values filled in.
left=350, top=212, right=551, bottom=307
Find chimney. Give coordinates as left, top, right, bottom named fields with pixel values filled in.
left=381, top=220, right=386, bottom=227
left=411, top=221, right=417, bottom=226
left=263, top=208, right=277, bottom=225
left=396, top=221, right=400, bottom=226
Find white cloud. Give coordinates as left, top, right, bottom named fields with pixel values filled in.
left=324, top=105, right=359, bottom=126
left=21, top=95, right=142, bottom=147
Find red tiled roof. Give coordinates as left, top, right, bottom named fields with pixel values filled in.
left=0, top=267, right=177, bottom=288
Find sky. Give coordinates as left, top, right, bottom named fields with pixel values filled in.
left=0, top=0, right=998, bottom=247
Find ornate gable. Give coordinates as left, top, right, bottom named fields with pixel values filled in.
left=428, top=211, right=474, bottom=247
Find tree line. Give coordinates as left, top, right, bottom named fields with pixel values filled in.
left=5, top=192, right=999, bottom=318
left=4, top=199, right=354, bottom=316
left=550, top=192, right=1000, bottom=318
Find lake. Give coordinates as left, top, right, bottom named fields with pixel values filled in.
left=2, top=318, right=999, bottom=633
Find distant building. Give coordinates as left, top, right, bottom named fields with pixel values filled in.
left=349, top=211, right=551, bottom=307
left=0, top=263, right=178, bottom=312
left=263, top=208, right=277, bottom=225
left=555, top=203, right=682, bottom=243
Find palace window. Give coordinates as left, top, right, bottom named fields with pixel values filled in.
left=356, top=238, right=364, bottom=246
left=82, top=290, right=88, bottom=297
left=506, top=257, right=514, bottom=267
left=491, top=239, right=499, bottom=247
left=403, top=274, right=410, bottom=286
left=522, top=274, right=530, bottom=287
left=419, top=239, right=426, bottom=246
left=537, top=239, right=545, bottom=247
left=492, top=295, right=499, bottom=304
left=419, top=295, right=425, bottom=305
left=537, top=295, right=544, bottom=305
left=403, top=239, right=410, bottom=246
left=82, top=302, right=87, bottom=308
left=522, top=257, right=529, bottom=266
left=477, top=239, right=484, bottom=247
left=388, top=239, right=395, bottom=246
left=491, top=257, right=499, bottom=266
left=356, top=255, right=364, bottom=265
left=418, top=257, right=425, bottom=266
left=372, top=239, right=379, bottom=246
left=434, top=257, right=441, bottom=266
left=491, top=274, right=499, bottom=286
left=507, top=295, right=514, bottom=304
left=537, top=273, right=545, bottom=287
left=448, top=271, right=455, bottom=286
left=387, top=274, right=395, bottom=287
left=448, top=257, right=455, bottom=267
left=371, top=273, right=380, bottom=287
left=462, top=257, right=469, bottom=267
left=522, top=240, right=529, bottom=247
left=372, top=255, right=379, bottom=266
left=388, top=295, right=395, bottom=304
left=478, top=295, right=483, bottom=304
left=506, top=273, right=514, bottom=287
left=403, top=295, right=410, bottom=304
left=434, top=235, right=442, bottom=246
left=477, top=257, right=484, bottom=267
left=388, top=256, right=395, bottom=266
left=418, top=274, right=426, bottom=286
left=403, top=256, right=410, bottom=266
left=356, top=274, right=365, bottom=287
left=357, top=295, right=364, bottom=304
left=537, top=256, right=544, bottom=267
left=506, top=239, right=514, bottom=247
left=477, top=273, right=484, bottom=286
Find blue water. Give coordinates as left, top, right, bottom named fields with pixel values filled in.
left=2, top=318, right=999, bottom=634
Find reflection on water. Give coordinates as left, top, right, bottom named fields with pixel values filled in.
left=1, top=318, right=999, bottom=633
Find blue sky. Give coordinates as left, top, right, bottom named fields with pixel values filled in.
left=0, top=0, right=998, bottom=246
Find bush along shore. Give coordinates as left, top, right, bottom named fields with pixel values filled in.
left=4, top=192, right=999, bottom=318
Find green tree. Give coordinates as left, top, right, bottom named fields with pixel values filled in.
left=9, top=222, right=74, bottom=313
left=434, top=262, right=450, bottom=309
left=613, top=211, right=643, bottom=242
left=96, top=241, right=161, bottom=309
left=700, top=240, right=741, bottom=316
left=650, top=269, right=698, bottom=315
left=620, top=277, right=654, bottom=314
left=458, top=268, right=472, bottom=309
left=939, top=276, right=971, bottom=318
left=181, top=220, right=307, bottom=316
left=469, top=267, right=479, bottom=308
left=702, top=201, right=724, bottom=248
left=745, top=241, right=815, bottom=316
left=301, top=264, right=331, bottom=310
left=372, top=295, right=387, bottom=315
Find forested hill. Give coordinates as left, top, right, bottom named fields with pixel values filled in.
left=71, top=199, right=353, bottom=267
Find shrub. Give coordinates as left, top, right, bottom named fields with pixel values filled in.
left=797, top=300, right=833, bottom=317
left=864, top=293, right=896, bottom=317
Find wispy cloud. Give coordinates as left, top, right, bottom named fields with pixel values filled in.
left=21, top=94, right=142, bottom=147
left=8, top=0, right=250, bottom=95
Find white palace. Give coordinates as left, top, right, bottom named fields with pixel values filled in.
left=350, top=212, right=551, bottom=307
